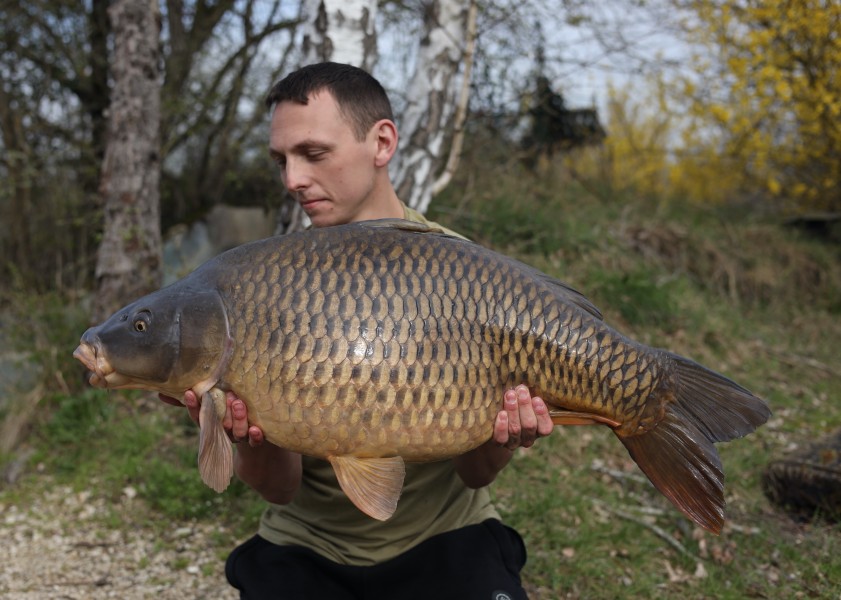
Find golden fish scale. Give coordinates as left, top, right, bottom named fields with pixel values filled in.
left=216, top=227, right=666, bottom=461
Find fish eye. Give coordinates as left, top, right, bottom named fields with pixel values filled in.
left=133, top=309, right=152, bottom=333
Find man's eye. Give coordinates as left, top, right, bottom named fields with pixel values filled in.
left=306, top=152, right=326, bottom=161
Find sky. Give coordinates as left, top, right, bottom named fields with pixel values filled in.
left=375, top=0, right=694, bottom=123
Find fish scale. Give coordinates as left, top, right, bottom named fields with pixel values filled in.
left=74, top=218, right=769, bottom=531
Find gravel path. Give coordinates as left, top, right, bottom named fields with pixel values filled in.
left=1, top=481, right=241, bottom=599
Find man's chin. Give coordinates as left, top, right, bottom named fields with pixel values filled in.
left=305, top=207, right=344, bottom=228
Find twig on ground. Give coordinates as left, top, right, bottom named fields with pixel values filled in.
left=41, top=575, right=110, bottom=587
left=589, top=497, right=696, bottom=560
left=590, top=462, right=648, bottom=485
left=751, top=341, right=837, bottom=378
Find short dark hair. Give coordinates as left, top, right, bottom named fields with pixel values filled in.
left=266, top=62, right=394, bottom=141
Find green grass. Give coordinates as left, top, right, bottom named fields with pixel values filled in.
left=21, top=387, right=266, bottom=533
left=3, top=153, right=841, bottom=598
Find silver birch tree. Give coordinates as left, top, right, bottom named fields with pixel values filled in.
left=298, top=0, right=378, bottom=70
left=391, top=0, right=475, bottom=214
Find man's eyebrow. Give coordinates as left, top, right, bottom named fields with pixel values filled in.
left=269, top=139, right=334, bottom=160
left=292, top=140, right=333, bottom=152
left=280, top=140, right=334, bottom=152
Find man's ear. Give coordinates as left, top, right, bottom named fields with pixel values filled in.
left=372, top=119, right=398, bottom=167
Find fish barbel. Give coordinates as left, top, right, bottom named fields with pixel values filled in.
left=73, top=219, right=770, bottom=532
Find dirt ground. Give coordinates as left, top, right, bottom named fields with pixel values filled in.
left=1, top=482, right=240, bottom=600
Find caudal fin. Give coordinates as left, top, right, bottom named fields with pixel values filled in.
left=618, top=354, right=770, bottom=534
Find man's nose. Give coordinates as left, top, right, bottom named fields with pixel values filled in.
left=283, top=158, right=309, bottom=191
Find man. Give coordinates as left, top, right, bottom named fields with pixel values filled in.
left=165, top=62, right=553, bottom=599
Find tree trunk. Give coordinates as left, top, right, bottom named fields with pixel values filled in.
left=87, top=0, right=112, bottom=169
left=299, top=0, right=378, bottom=70
left=0, top=85, right=33, bottom=279
left=92, top=0, right=162, bottom=324
left=391, top=0, right=473, bottom=214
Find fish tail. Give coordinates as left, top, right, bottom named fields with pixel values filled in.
left=617, top=353, right=770, bottom=534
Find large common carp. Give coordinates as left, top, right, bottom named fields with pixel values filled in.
left=74, top=220, right=770, bottom=533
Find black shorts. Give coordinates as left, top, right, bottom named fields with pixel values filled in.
left=225, top=518, right=528, bottom=600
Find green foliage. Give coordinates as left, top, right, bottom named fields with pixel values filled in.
left=588, top=267, right=680, bottom=330
left=431, top=149, right=615, bottom=262
left=143, top=451, right=224, bottom=520
left=441, top=193, right=570, bottom=256
left=35, top=389, right=154, bottom=483
left=143, top=461, right=265, bottom=524
left=29, top=389, right=265, bottom=526
left=41, top=390, right=115, bottom=448
left=1, top=289, right=92, bottom=396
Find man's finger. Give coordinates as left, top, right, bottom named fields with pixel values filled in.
left=533, top=397, right=554, bottom=437
left=504, top=388, right=521, bottom=449
left=184, top=390, right=201, bottom=423
left=222, top=395, right=234, bottom=430
left=247, top=425, right=265, bottom=447
left=516, top=385, right=537, bottom=438
left=230, top=398, right=250, bottom=441
left=492, top=410, right=510, bottom=446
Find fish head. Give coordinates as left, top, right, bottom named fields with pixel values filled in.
left=73, top=286, right=231, bottom=399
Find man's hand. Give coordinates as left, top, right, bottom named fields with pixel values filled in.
left=493, top=384, right=554, bottom=449
left=454, top=384, right=554, bottom=488
left=158, top=390, right=265, bottom=447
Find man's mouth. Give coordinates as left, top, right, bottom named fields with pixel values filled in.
left=299, top=197, right=327, bottom=211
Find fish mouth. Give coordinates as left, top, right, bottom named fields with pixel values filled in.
left=73, top=342, right=116, bottom=388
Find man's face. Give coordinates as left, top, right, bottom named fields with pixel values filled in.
left=269, top=91, right=379, bottom=227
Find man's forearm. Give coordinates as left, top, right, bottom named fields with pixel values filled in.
left=452, top=441, right=514, bottom=488
left=234, top=443, right=303, bottom=504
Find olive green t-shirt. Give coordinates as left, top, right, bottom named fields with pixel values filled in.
left=257, top=205, right=500, bottom=566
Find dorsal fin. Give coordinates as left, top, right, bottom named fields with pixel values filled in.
left=360, top=218, right=603, bottom=319
left=536, top=272, right=603, bottom=320
left=360, top=218, right=454, bottom=236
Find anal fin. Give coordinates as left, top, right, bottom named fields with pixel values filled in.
left=197, top=387, right=233, bottom=493
left=550, top=409, right=621, bottom=428
left=329, top=455, right=406, bottom=521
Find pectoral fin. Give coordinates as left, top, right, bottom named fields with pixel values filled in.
left=329, top=455, right=406, bottom=521
left=197, top=387, right=233, bottom=493
left=549, top=409, right=621, bottom=428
